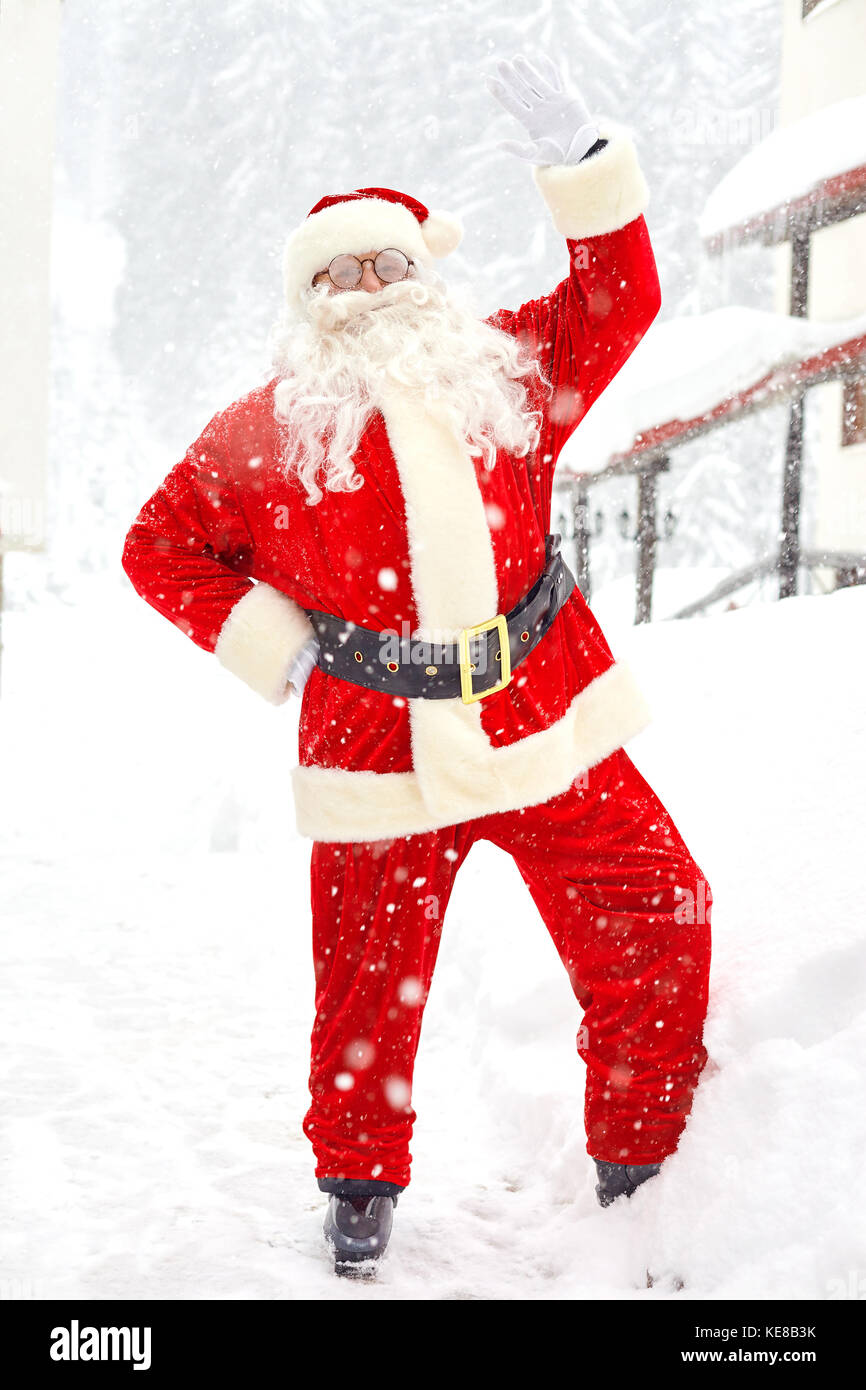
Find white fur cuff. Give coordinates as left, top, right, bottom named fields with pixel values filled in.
left=291, top=660, right=651, bottom=841
left=214, top=582, right=316, bottom=705
left=533, top=122, right=650, bottom=239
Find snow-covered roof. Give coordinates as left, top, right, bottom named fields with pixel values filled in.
left=558, top=306, right=866, bottom=478
left=700, top=95, right=866, bottom=243
left=804, top=0, right=845, bottom=20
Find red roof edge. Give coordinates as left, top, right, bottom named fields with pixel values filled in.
left=704, top=162, right=866, bottom=253
left=576, top=330, right=866, bottom=472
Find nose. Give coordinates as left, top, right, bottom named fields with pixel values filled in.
left=359, top=260, right=383, bottom=293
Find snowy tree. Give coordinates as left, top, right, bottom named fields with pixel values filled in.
left=43, top=0, right=781, bottom=597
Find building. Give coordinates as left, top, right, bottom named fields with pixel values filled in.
left=554, top=0, right=866, bottom=622
left=0, top=0, right=63, bottom=558
left=777, top=0, right=866, bottom=570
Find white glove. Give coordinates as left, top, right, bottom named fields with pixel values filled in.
left=487, top=55, right=600, bottom=167
left=286, top=634, right=320, bottom=697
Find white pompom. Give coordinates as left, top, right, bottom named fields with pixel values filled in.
left=420, top=210, right=463, bottom=258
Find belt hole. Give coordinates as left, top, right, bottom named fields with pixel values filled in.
left=425, top=665, right=437, bottom=675
left=353, top=650, right=363, bottom=662
left=520, top=630, right=530, bottom=642
left=386, top=660, right=399, bottom=672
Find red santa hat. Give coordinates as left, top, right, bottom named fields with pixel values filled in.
left=282, top=186, right=463, bottom=317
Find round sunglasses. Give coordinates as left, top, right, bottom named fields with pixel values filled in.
left=314, top=248, right=414, bottom=291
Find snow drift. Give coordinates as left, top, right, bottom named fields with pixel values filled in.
left=1, top=581, right=864, bottom=1299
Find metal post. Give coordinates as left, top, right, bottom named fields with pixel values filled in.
left=789, top=224, right=810, bottom=319
left=779, top=224, right=810, bottom=600
left=573, top=480, right=591, bottom=602
left=779, top=393, right=804, bottom=599
left=635, top=466, right=660, bottom=624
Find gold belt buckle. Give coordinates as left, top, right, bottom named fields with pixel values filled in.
left=458, top=614, right=511, bottom=704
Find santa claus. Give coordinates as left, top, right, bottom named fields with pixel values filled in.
left=123, top=55, right=712, bottom=1276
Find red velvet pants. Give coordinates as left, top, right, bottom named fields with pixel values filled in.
left=303, top=747, right=712, bottom=1189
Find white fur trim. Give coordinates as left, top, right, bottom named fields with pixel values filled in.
left=292, top=661, right=651, bottom=841
left=289, top=380, right=651, bottom=842
left=533, top=122, right=649, bottom=239
left=283, top=198, right=437, bottom=317
left=378, top=380, right=514, bottom=815
left=421, top=210, right=463, bottom=258
left=214, top=582, right=315, bottom=705
left=378, top=381, right=498, bottom=636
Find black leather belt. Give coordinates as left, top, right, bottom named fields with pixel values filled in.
left=304, top=533, right=576, bottom=704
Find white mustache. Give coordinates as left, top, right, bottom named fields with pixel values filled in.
left=306, top=276, right=439, bottom=334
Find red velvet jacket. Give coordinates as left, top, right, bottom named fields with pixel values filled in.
left=123, top=127, right=660, bottom=842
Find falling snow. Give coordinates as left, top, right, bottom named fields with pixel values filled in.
left=4, top=0, right=862, bottom=1305
left=0, top=584, right=863, bottom=1298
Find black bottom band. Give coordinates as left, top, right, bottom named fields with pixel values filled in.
left=317, top=1176, right=405, bottom=1199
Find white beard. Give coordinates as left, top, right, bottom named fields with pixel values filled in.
left=270, top=271, right=545, bottom=505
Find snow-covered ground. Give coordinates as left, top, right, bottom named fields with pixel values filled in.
left=1, top=576, right=865, bottom=1300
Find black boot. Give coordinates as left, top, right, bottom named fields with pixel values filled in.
left=319, top=1178, right=403, bottom=1276
left=594, top=1159, right=662, bottom=1208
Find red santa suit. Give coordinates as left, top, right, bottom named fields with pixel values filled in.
left=123, top=127, right=712, bottom=1190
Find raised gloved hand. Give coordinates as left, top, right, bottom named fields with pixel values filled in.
left=487, top=55, right=599, bottom=167
left=286, top=634, right=320, bottom=697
